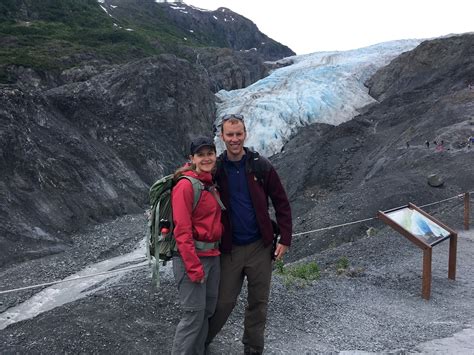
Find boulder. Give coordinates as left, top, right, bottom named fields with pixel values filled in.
left=427, top=174, right=445, bottom=187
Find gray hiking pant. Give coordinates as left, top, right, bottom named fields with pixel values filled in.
left=171, top=255, right=220, bottom=355
left=207, top=239, right=273, bottom=353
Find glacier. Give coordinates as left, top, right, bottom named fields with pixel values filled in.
left=214, top=39, right=423, bottom=157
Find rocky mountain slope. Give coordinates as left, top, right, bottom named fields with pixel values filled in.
left=271, top=33, right=474, bottom=261
left=0, top=54, right=216, bottom=266
left=0, top=0, right=293, bottom=88
left=0, top=0, right=293, bottom=267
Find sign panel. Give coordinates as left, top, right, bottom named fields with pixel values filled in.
left=386, top=207, right=451, bottom=246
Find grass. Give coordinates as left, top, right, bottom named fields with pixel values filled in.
left=336, top=256, right=349, bottom=270
left=275, top=259, right=320, bottom=287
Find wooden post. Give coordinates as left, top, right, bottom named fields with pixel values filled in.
left=422, top=248, right=432, bottom=300
left=465, top=192, right=470, bottom=231
left=448, top=233, right=457, bottom=280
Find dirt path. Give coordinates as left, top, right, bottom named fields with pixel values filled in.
left=0, top=214, right=473, bottom=354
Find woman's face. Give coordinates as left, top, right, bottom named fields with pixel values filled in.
left=190, top=147, right=216, bottom=173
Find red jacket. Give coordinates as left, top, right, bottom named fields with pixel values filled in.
left=171, top=170, right=223, bottom=282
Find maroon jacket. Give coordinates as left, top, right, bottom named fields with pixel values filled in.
left=215, top=148, right=292, bottom=253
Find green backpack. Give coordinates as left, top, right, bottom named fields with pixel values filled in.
left=147, top=174, right=225, bottom=286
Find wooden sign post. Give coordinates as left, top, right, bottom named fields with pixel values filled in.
left=378, top=203, right=457, bottom=300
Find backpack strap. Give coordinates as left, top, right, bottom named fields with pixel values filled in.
left=247, top=151, right=272, bottom=195
left=204, top=185, right=226, bottom=211
left=178, top=175, right=226, bottom=211
left=177, top=176, right=204, bottom=210
left=195, top=240, right=220, bottom=250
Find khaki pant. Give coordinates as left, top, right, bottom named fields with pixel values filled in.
left=172, top=256, right=220, bottom=355
left=207, top=239, right=273, bottom=353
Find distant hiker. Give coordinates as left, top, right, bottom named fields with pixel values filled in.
left=171, top=136, right=223, bottom=355
left=425, top=140, right=430, bottom=148
left=206, top=114, right=292, bottom=355
left=406, top=141, right=410, bottom=149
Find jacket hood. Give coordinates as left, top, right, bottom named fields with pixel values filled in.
left=181, top=169, right=213, bottom=185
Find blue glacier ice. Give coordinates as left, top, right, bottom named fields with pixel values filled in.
left=215, top=39, right=423, bottom=157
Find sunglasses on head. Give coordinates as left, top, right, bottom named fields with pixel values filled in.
left=221, top=114, right=244, bottom=122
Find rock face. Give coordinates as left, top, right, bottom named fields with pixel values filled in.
left=128, top=1, right=295, bottom=60
left=271, top=34, right=474, bottom=261
left=1, top=0, right=293, bottom=91
left=367, top=35, right=474, bottom=101
left=194, top=47, right=269, bottom=92
left=0, top=55, right=216, bottom=266
left=0, top=0, right=294, bottom=266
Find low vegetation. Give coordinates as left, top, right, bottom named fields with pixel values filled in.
left=335, top=256, right=349, bottom=274
left=0, top=0, right=220, bottom=83
left=275, top=259, right=321, bottom=287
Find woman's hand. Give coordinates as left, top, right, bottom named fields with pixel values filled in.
left=195, top=276, right=205, bottom=284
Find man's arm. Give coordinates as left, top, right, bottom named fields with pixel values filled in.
left=266, top=167, right=293, bottom=248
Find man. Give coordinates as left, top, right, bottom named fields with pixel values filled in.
left=207, top=114, right=292, bottom=354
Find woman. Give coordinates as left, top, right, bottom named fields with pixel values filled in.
left=171, top=136, right=223, bottom=355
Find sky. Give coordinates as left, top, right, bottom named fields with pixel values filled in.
left=185, top=0, right=474, bottom=55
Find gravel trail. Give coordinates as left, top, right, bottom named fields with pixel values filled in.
left=0, top=211, right=473, bottom=354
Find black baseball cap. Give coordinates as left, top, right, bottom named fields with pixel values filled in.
left=190, top=136, right=216, bottom=155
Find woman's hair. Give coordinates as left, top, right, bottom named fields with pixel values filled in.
left=173, top=163, right=195, bottom=181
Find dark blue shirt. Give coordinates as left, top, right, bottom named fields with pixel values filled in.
left=224, top=154, right=261, bottom=245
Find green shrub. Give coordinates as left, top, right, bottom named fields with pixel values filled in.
left=275, top=260, right=320, bottom=287
left=274, top=259, right=285, bottom=274
left=336, top=256, right=349, bottom=270
left=288, top=261, right=320, bottom=281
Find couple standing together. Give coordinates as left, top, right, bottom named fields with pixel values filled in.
left=170, top=114, right=293, bottom=355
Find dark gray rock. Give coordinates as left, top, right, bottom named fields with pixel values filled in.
left=272, top=34, right=474, bottom=262
left=0, top=54, right=216, bottom=267
left=367, top=34, right=474, bottom=101
left=154, top=2, right=295, bottom=60
left=193, top=47, right=269, bottom=92
left=100, top=0, right=294, bottom=61
left=427, top=173, right=445, bottom=187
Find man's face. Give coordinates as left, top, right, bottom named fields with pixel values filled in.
left=220, top=120, right=246, bottom=160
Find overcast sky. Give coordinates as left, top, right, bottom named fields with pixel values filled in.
left=185, top=0, right=474, bottom=55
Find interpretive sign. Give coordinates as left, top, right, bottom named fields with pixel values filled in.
left=378, top=203, right=457, bottom=300
left=385, top=207, right=451, bottom=246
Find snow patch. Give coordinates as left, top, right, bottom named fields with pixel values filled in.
left=99, top=5, right=108, bottom=14
left=188, top=5, right=212, bottom=12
